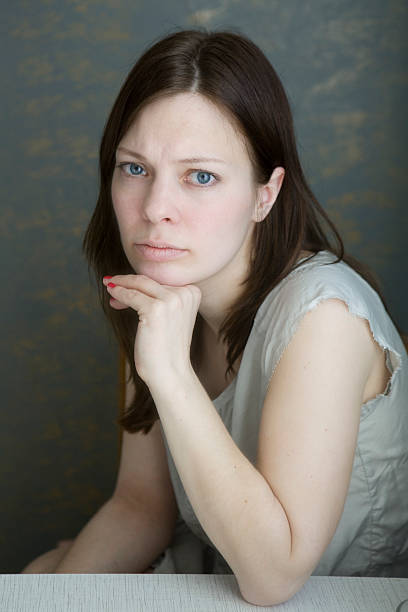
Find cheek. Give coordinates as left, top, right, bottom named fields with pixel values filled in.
left=193, top=192, right=254, bottom=240
left=111, top=185, right=141, bottom=230
left=111, top=179, right=124, bottom=221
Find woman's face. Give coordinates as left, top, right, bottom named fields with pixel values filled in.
left=111, top=92, right=261, bottom=290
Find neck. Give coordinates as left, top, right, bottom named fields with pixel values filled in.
left=196, top=230, right=254, bottom=336
left=197, top=260, right=249, bottom=337
left=197, top=248, right=314, bottom=336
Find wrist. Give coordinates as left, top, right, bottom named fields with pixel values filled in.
left=148, top=363, right=199, bottom=402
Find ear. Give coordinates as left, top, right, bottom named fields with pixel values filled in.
left=252, top=166, right=285, bottom=223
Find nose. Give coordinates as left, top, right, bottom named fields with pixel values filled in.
left=141, top=175, right=181, bottom=225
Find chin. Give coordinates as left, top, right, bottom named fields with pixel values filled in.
left=133, top=264, right=195, bottom=287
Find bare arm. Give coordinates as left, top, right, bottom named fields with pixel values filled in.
left=146, top=299, right=377, bottom=605
left=23, top=367, right=177, bottom=574
left=54, top=371, right=178, bottom=572
left=54, top=483, right=174, bottom=573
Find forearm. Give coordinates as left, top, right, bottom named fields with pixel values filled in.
left=54, top=495, right=172, bottom=574
left=151, top=368, right=301, bottom=603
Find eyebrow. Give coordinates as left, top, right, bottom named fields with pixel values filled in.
left=117, top=147, right=227, bottom=165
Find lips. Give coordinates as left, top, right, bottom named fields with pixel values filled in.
left=134, top=242, right=188, bottom=262
left=141, top=240, right=185, bottom=250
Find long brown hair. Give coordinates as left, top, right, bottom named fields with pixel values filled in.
left=83, top=28, right=395, bottom=434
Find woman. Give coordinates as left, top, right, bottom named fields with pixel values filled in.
left=22, top=29, right=408, bottom=605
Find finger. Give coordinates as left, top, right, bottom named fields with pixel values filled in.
left=108, top=298, right=130, bottom=310
left=106, top=282, right=155, bottom=313
left=181, top=283, right=202, bottom=301
left=103, top=274, right=167, bottom=299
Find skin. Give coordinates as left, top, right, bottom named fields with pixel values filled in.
left=102, top=92, right=381, bottom=605
left=21, top=92, right=388, bottom=598
left=110, top=92, right=284, bottom=336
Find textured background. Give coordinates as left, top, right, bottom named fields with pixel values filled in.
left=1, top=1, right=407, bottom=572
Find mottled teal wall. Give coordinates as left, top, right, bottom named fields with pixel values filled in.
left=1, top=1, right=406, bottom=572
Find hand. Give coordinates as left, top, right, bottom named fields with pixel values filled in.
left=103, top=275, right=202, bottom=388
left=21, top=539, right=74, bottom=573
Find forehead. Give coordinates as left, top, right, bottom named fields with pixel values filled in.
left=120, top=92, right=251, bottom=164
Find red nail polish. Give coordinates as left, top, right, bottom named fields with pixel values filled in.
left=103, top=275, right=112, bottom=280
left=108, top=282, right=116, bottom=288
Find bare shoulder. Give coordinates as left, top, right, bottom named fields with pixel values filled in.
left=294, top=298, right=388, bottom=403
left=281, top=297, right=377, bottom=384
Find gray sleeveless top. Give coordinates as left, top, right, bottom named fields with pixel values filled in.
left=154, top=250, right=408, bottom=577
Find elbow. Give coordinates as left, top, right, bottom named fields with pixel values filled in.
left=237, top=570, right=311, bottom=607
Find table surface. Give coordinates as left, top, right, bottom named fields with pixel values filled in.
left=1, top=573, right=408, bottom=612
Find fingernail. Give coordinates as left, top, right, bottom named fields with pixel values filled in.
left=103, top=275, right=112, bottom=280
left=108, top=282, right=116, bottom=288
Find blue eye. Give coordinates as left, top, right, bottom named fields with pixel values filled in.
left=118, top=162, right=146, bottom=176
left=189, top=171, right=216, bottom=186
left=128, top=163, right=145, bottom=176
